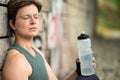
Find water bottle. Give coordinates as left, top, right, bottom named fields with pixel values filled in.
left=77, top=32, right=94, bottom=76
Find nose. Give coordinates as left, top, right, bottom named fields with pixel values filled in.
left=30, top=16, right=36, bottom=24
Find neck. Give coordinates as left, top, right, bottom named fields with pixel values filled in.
left=15, top=36, right=33, bottom=50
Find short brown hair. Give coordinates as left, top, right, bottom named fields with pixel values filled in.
left=8, top=0, right=42, bottom=20
left=7, top=0, right=42, bottom=36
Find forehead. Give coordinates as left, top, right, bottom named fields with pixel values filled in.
left=16, top=4, right=39, bottom=15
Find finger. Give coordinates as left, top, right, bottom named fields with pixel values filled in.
left=92, top=57, right=95, bottom=62
left=93, top=63, right=96, bottom=69
left=76, top=58, right=80, bottom=63
left=92, top=50, right=96, bottom=55
left=92, top=51, right=94, bottom=54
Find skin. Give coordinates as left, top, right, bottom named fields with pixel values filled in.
left=2, top=4, right=58, bottom=80
left=2, top=4, right=96, bottom=80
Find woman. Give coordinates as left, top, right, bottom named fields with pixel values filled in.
left=2, top=0, right=97, bottom=80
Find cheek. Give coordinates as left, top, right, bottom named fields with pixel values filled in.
left=14, top=23, right=27, bottom=33
left=15, top=20, right=28, bottom=28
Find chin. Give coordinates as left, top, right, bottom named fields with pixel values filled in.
left=28, top=34, right=38, bottom=38
left=26, top=32, right=39, bottom=37
left=33, top=34, right=39, bottom=37
left=32, top=32, right=39, bottom=36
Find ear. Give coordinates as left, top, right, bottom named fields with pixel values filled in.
left=9, top=20, right=16, bottom=30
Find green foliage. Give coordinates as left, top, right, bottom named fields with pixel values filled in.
left=98, top=0, right=120, bottom=30
left=110, top=0, right=120, bottom=7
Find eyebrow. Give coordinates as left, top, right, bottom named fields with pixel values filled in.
left=16, top=13, right=39, bottom=17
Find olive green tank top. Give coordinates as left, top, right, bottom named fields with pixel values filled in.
left=10, top=43, right=48, bottom=80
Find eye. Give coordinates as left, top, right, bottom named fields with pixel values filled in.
left=34, top=14, right=40, bottom=19
left=21, top=15, right=30, bottom=20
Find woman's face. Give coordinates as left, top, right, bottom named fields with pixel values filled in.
left=10, top=4, right=40, bottom=38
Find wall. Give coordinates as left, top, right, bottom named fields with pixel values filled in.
left=0, top=0, right=10, bottom=78
left=0, top=0, right=51, bottom=79
left=59, top=0, right=96, bottom=79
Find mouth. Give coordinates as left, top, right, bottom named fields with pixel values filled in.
left=29, top=27, right=37, bottom=30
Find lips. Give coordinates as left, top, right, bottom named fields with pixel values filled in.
left=29, top=27, right=37, bottom=30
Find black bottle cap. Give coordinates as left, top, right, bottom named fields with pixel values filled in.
left=77, top=33, right=89, bottom=40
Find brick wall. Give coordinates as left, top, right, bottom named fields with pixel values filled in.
left=0, top=0, right=51, bottom=79
left=0, top=0, right=10, bottom=79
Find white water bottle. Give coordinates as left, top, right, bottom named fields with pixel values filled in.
left=77, top=32, right=94, bottom=76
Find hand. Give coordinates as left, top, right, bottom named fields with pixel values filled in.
left=92, top=51, right=96, bottom=69
left=75, top=58, right=82, bottom=76
left=75, top=53, right=96, bottom=76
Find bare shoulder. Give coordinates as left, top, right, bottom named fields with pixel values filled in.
left=4, top=49, right=26, bottom=65
left=2, top=49, right=31, bottom=80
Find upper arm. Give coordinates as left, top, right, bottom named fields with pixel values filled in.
left=2, top=50, right=29, bottom=80
left=44, top=60, right=58, bottom=80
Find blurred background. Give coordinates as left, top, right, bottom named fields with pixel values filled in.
left=0, top=0, right=120, bottom=80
